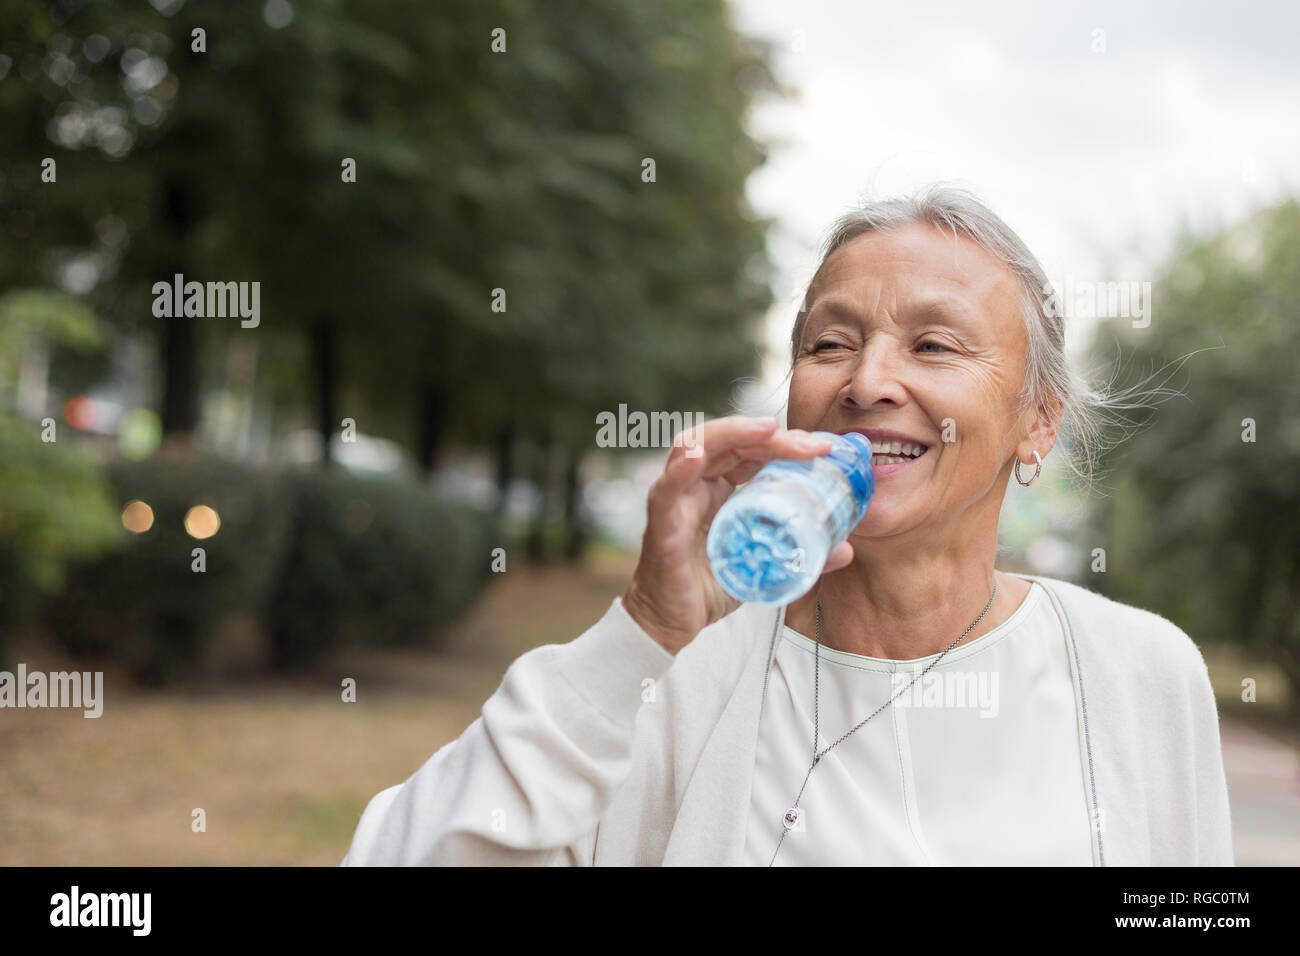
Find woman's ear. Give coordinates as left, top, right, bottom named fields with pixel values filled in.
left=1017, top=396, right=1062, bottom=464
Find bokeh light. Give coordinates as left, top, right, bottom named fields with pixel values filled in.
left=64, top=395, right=96, bottom=430
left=117, top=408, right=163, bottom=460
left=184, top=505, right=221, bottom=539
left=121, top=499, right=154, bottom=533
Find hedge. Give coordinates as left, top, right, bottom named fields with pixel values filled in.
left=40, top=456, right=499, bottom=684
left=264, top=467, right=499, bottom=671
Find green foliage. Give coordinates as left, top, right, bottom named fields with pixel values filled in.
left=0, top=290, right=120, bottom=656
left=264, top=468, right=500, bottom=671
left=1087, top=200, right=1300, bottom=704
left=0, top=289, right=105, bottom=357
left=0, top=412, right=122, bottom=648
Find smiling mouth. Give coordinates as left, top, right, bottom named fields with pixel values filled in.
left=869, top=440, right=928, bottom=466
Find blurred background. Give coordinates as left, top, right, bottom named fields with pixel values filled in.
left=0, top=0, right=1296, bottom=865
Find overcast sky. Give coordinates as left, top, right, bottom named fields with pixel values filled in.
left=728, top=0, right=1300, bottom=412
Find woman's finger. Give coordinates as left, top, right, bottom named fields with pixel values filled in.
left=652, top=443, right=709, bottom=500
left=671, top=415, right=777, bottom=461
left=656, top=417, right=778, bottom=495
left=721, top=458, right=765, bottom=486
left=700, top=429, right=832, bottom=480
left=655, top=418, right=835, bottom=506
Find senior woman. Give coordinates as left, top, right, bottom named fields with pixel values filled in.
left=342, top=186, right=1233, bottom=866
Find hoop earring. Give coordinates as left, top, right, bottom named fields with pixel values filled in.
left=1014, top=450, right=1042, bottom=487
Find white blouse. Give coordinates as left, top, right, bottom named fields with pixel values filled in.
left=744, top=580, right=1095, bottom=865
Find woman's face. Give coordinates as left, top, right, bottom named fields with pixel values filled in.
left=788, top=222, right=1056, bottom=540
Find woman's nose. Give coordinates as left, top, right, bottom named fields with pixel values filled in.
left=840, top=338, right=908, bottom=409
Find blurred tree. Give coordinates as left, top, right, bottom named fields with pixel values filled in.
left=421, top=0, right=781, bottom=559
left=0, top=290, right=122, bottom=651
left=1, top=0, right=780, bottom=538
left=1087, top=200, right=1300, bottom=709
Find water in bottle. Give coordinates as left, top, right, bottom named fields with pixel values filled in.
left=707, top=431, right=874, bottom=605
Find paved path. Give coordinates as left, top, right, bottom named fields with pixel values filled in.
left=1221, top=718, right=1300, bottom=866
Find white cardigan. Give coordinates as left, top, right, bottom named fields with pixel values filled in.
left=341, top=572, right=1235, bottom=866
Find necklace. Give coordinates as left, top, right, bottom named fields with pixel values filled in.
left=768, top=578, right=998, bottom=866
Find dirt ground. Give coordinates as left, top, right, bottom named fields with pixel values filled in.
left=0, top=549, right=639, bottom=865
left=2, top=548, right=1295, bottom=865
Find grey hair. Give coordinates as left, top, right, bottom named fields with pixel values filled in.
left=789, top=184, right=1179, bottom=492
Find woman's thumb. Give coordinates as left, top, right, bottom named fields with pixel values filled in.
left=821, top=540, right=854, bottom=575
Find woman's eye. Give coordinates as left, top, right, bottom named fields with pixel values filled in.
left=918, top=341, right=949, bottom=353
left=813, top=341, right=846, bottom=352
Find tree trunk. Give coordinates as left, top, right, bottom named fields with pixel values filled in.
left=525, top=433, right=552, bottom=563
left=493, top=420, right=516, bottom=513
left=159, top=308, right=198, bottom=434
left=312, top=318, right=337, bottom=468
left=159, top=180, right=198, bottom=435
left=562, top=446, right=588, bottom=563
left=416, top=380, right=448, bottom=475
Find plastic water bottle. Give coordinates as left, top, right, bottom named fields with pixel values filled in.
left=707, top=431, right=874, bottom=605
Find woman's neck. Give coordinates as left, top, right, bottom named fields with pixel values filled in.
left=784, top=534, right=1031, bottom=660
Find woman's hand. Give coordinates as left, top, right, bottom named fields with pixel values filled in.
left=621, top=416, right=856, bottom=655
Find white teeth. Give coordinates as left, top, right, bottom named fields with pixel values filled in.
left=872, top=440, right=924, bottom=458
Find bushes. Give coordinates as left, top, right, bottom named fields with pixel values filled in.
left=41, top=456, right=499, bottom=684
left=264, top=468, right=499, bottom=671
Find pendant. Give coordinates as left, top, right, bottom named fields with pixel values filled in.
left=782, top=807, right=801, bottom=831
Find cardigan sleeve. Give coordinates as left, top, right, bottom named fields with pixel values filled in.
left=340, top=596, right=677, bottom=865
